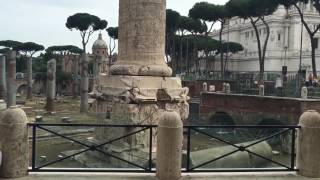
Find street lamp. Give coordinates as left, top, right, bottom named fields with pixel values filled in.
left=298, top=2, right=305, bottom=97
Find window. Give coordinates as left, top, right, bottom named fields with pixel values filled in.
left=259, top=29, right=262, bottom=35
left=263, top=28, right=267, bottom=34
left=245, top=32, right=249, bottom=39
left=278, top=34, right=281, bottom=41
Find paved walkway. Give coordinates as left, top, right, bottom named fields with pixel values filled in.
left=1, top=172, right=319, bottom=180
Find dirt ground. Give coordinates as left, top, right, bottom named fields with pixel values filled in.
left=21, top=96, right=96, bottom=124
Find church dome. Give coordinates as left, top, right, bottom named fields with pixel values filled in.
left=92, top=33, right=108, bottom=49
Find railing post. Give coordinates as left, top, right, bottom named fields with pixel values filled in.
left=202, top=82, right=208, bottom=92
left=225, top=83, right=231, bottom=94
left=156, top=111, right=183, bottom=180
left=301, top=86, right=308, bottom=99
left=0, top=107, right=28, bottom=178
left=259, top=85, right=265, bottom=96
left=297, top=110, right=320, bottom=177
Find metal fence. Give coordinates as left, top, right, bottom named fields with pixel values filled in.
left=27, top=123, right=300, bottom=173
left=184, top=125, right=299, bottom=172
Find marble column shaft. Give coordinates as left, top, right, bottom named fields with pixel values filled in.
left=26, top=57, right=33, bottom=99
left=46, top=59, right=56, bottom=112
left=0, top=56, right=6, bottom=99
left=6, top=51, right=16, bottom=108
left=80, top=54, right=89, bottom=113
left=111, top=0, right=172, bottom=77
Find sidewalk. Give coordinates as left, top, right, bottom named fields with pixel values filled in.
left=1, top=172, right=319, bottom=180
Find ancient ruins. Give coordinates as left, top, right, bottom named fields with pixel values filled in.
left=89, top=0, right=189, bottom=165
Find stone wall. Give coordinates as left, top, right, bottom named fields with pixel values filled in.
left=182, top=80, right=236, bottom=98
left=200, top=93, right=320, bottom=125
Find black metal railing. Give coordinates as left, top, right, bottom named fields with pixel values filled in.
left=184, top=125, right=300, bottom=172
left=28, top=123, right=156, bottom=173
left=28, top=123, right=300, bottom=173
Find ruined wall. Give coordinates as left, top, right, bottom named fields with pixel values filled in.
left=200, top=93, right=320, bottom=125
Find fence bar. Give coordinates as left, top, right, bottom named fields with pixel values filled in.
left=149, top=127, right=153, bottom=172
left=31, top=124, right=37, bottom=171
left=186, top=127, right=191, bottom=171
left=291, top=128, right=296, bottom=170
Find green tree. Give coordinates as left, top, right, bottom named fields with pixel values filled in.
left=66, top=13, right=108, bottom=53
left=106, top=27, right=118, bottom=56
left=106, top=27, right=119, bottom=70
left=177, top=16, right=207, bottom=74
left=0, top=40, right=23, bottom=50
left=219, top=42, right=244, bottom=72
left=226, top=0, right=279, bottom=83
left=46, top=45, right=83, bottom=55
left=189, top=2, right=217, bottom=35
left=46, top=45, right=83, bottom=97
left=46, top=45, right=83, bottom=73
left=189, top=3, right=231, bottom=78
left=166, top=9, right=181, bottom=75
left=195, top=36, right=220, bottom=76
left=0, top=48, right=10, bottom=55
left=279, top=0, right=319, bottom=78
left=16, top=42, right=45, bottom=99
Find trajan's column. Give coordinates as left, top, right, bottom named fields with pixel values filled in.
left=92, top=0, right=189, bottom=162
left=111, top=0, right=172, bottom=77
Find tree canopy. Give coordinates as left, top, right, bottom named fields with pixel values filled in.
left=226, top=0, right=279, bottom=19
left=0, top=40, right=23, bottom=50
left=66, top=13, right=108, bottom=53
left=195, top=36, right=220, bottom=52
left=16, top=42, right=45, bottom=56
left=219, top=42, right=244, bottom=54
left=166, top=9, right=181, bottom=35
left=226, top=0, right=279, bottom=83
left=189, top=2, right=217, bottom=23
left=0, top=48, right=10, bottom=55
left=46, top=45, right=83, bottom=55
left=106, top=27, right=118, bottom=40
left=178, top=16, right=207, bottom=34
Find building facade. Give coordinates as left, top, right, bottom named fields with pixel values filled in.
left=210, top=3, right=320, bottom=74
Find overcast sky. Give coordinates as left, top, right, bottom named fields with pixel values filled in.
left=0, top=0, right=227, bottom=53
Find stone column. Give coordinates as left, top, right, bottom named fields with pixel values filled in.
left=80, top=54, right=89, bottom=113
left=6, top=51, right=16, bottom=108
left=72, top=56, right=79, bottom=98
left=0, top=55, right=6, bottom=99
left=297, top=110, right=320, bottom=177
left=111, top=0, right=172, bottom=77
left=93, top=56, right=101, bottom=87
left=156, top=111, right=183, bottom=180
left=46, top=59, right=56, bottom=112
left=0, top=107, right=28, bottom=178
left=26, top=57, right=33, bottom=99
